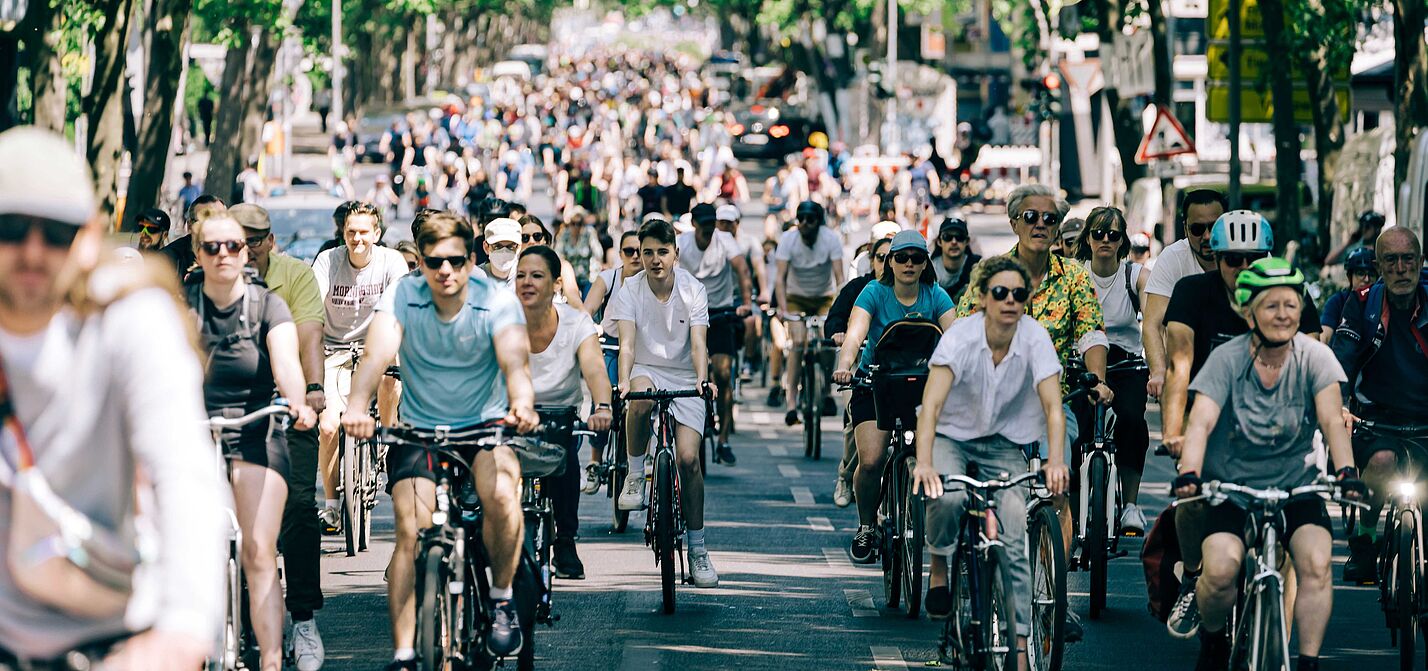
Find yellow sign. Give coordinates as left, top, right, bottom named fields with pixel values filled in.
left=1208, top=0, right=1264, bottom=39
left=1206, top=44, right=1350, bottom=82
left=1206, top=85, right=1351, bottom=123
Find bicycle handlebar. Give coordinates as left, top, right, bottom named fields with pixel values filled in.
left=941, top=469, right=1043, bottom=493
left=623, top=388, right=705, bottom=401
left=1173, top=479, right=1368, bottom=510
left=1356, top=419, right=1428, bottom=440
left=208, top=401, right=291, bottom=431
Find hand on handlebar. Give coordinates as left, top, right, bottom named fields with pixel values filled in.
left=1042, top=461, right=1071, bottom=495
left=291, top=404, right=317, bottom=432
left=832, top=369, right=853, bottom=385
left=306, top=389, right=327, bottom=415
left=832, top=332, right=845, bottom=346
left=1162, top=435, right=1185, bottom=458
left=699, top=379, right=717, bottom=399
left=911, top=462, right=944, bottom=499
left=588, top=407, right=613, bottom=432
left=1335, top=466, right=1369, bottom=501
left=507, top=403, right=540, bottom=434
left=1092, top=382, right=1114, bottom=405
left=1146, top=374, right=1164, bottom=399
left=736, top=304, right=752, bottom=317
left=341, top=407, right=376, bottom=440
left=1172, top=470, right=1202, bottom=498
left=1341, top=406, right=1359, bottom=433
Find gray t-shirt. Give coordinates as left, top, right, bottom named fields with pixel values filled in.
left=775, top=227, right=842, bottom=297
left=312, top=246, right=409, bottom=345
left=677, top=230, right=742, bottom=309
left=1190, top=333, right=1346, bottom=490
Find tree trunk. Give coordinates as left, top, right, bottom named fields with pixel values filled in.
left=1299, top=32, right=1344, bottom=259
left=237, top=31, right=279, bottom=188
left=206, top=32, right=254, bottom=205
left=0, top=33, right=18, bottom=130
left=1394, top=0, right=1428, bottom=193
left=85, top=0, right=139, bottom=225
left=1147, top=0, right=1173, bottom=108
left=1093, top=0, right=1149, bottom=191
left=27, top=5, right=65, bottom=132
left=125, top=0, right=193, bottom=231
left=1257, top=0, right=1303, bottom=253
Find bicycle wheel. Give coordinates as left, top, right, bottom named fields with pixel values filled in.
left=358, top=439, right=374, bottom=552
left=655, top=451, right=678, bottom=614
left=1028, top=504, right=1067, bottom=671
left=1086, top=454, right=1110, bottom=619
left=900, top=463, right=924, bottom=619
left=882, top=467, right=903, bottom=609
left=941, top=545, right=976, bottom=666
left=219, top=548, right=242, bottom=671
left=982, top=545, right=1020, bottom=671
left=1397, top=510, right=1419, bottom=671
left=802, top=352, right=818, bottom=458
left=339, top=429, right=360, bottom=557
left=611, top=440, right=630, bottom=533
left=416, top=545, right=451, bottom=671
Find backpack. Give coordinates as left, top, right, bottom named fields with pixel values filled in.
left=1141, top=506, right=1182, bottom=622
left=869, top=317, right=943, bottom=430
left=1125, top=262, right=1140, bottom=315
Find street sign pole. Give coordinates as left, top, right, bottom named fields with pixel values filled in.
left=1227, top=0, right=1242, bottom=209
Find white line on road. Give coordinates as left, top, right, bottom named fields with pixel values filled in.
left=768, top=444, right=788, bottom=456
left=808, top=516, right=834, bottom=531
left=778, top=464, right=802, bottom=479
left=748, top=411, right=775, bottom=425
left=870, top=645, right=909, bottom=669
left=758, top=429, right=778, bottom=440
left=822, top=547, right=852, bottom=569
left=791, top=486, right=814, bottom=505
left=844, top=588, right=879, bottom=617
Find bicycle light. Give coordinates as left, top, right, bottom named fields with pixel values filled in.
left=1397, top=481, right=1419, bottom=499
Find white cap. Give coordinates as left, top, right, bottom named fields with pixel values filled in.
left=674, top=213, right=694, bottom=233
left=716, top=204, right=740, bottom=222
left=0, top=127, right=95, bottom=226
left=870, top=220, right=901, bottom=242
left=484, top=217, right=522, bottom=245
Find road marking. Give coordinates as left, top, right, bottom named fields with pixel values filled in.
left=844, top=588, right=879, bottom=617
left=778, top=464, right=802, bottom=479
left=808, top=516, right=834, bottom=531
left=822, top=546, right=853, bottom=569
left=758, top=429, right=778, bottom=440
left=748, top=411, right=775, bottom=424
left=791, top=486, right=814, bottom=505
left=871, top=645, right=909, bottom=669
left=768, top=444, right=788, bottom=456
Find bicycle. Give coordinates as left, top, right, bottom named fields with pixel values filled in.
left=786, top=313, right=833, bottom=460
left=526, top=406, right=597, bottom=626
left=327, top=343, right=389, bottom=556
left=624, top=386, right=706, bottom=614
left=376, top=424, right=540, bottom=671
left=205, top=402, right=291, bottom=671
left=1174, top=479, right=1366, bottom=671
left=1023, top=445, right=1068, bottom=671
left=1355, top=420, right=1428, bottom=671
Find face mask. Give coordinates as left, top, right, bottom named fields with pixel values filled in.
left=489, top=249, right=518, bottom=275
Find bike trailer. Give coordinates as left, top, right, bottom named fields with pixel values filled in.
left=870, top=317, right=943, bottom=431
left=1141, top=505, right=1182, bottom=622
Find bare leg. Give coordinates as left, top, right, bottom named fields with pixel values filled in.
left=674, top=424, right=705, bottom=529
left=1289, top=525, right=1334, bottom=656
left=1197, top=533, right=1247, bottom=633
left=852, top=422, right=890, bottom=527
left=625, top=376, right=656, bottom=459
left=711, top=354, right=734, bottom=444
left=231, top=463, right=290, bottom=671
left=785, top=320, right=808, bottom=408
left=473, top=446, right=525, bottom=591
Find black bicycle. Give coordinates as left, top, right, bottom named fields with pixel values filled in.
left=525, top=406, right=596, bottom=627
left=328, top=344, right=393, bottom=556
left=376, top=424, right=540, bottom=671
left=625, top=387, right=706, bottom=614
left=785, top=313, right=834, bottom=460
left=1355, top=419, right=1428, bottom=671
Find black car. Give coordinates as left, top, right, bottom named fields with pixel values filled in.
left=728, top=105, right=824, bottom=161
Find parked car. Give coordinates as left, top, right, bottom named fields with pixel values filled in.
left=727, top=104, right=825, bottom=161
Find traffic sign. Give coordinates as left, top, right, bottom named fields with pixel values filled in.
left=1058, top=59, right=1103, bottom=95
left=1135, top=105, right=1196, bottom=164
left=1206, top=84, right=1351, bottom=123
left=1208, top=0, right=1265, bottom=39
left=1106, top=32, right=1154, bottom=97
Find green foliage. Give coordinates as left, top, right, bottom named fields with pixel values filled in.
left=192, top=0, right=286, bottom=44
left=1283, top=0, right=1369, bottom=68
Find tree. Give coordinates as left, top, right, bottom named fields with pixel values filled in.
left=83, top=0, right=138, bottom=221
left=1257, top=0, right=1303, bottom=252
left=1394, top=0, right=1428, bottom=193
left=123, top=0, right=193, bottom=231
left=1085, top=0, right=1175, bottom=194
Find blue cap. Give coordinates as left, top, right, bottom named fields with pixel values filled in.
left=889, top=230, right=930, bottom=254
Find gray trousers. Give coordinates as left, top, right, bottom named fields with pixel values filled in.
left=925, top=434, right=1032, bottom=636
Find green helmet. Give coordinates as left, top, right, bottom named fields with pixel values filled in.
left=1234, top=257, right=1305, bottom=307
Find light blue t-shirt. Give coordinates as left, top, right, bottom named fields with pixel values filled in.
left=853, top=281, right=954, bottom=370
left=376, top=273, right=525, bottom=429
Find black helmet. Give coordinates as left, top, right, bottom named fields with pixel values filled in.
left=479, top=197, right=513, bottom=224
left=795, top=200, right=824, bottom=220
left=1359, top=210, right=1386, bottom=230
left=1344, top=247, right=1376, bottom=273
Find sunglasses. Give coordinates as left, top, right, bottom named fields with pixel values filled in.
left=406, top=260, right=419, bottom=271
left=200, top=240, right=244, bottom=256
left=1187, top=222, right=1212, bottom=238
left=892, top=251, right=928, bottom=265
left=1089, top=229, right=1124, bottom=243
left=0, top=215, right=81, bottom=248
left=1219, top=252, right=1268, bottom=267
left=621, top=246, right=640, bottom=256
left=423, top=254, right=469, bottom=270
left=989, top=285, right=1030, bottom=303
left=245, top=234, right=269, bottom=248
left=939, top=232, right=968, bottom=243
left=138, top=224, right=165, bottom=235
left=522, top=232, right=548, bottom=244
left=1016, top=209, right=1061, bottom=228
left=873, top=252, right=888, bottom=264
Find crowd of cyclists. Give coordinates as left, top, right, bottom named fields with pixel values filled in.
left=1, top=43, right=1426, bottom=671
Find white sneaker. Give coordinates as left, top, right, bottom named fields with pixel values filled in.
left=617, top=472, right=646, bottom=511
left=582, top=463, right=603, bottom=495
left=833, top=478, right=853, bottom=508
left=289, top=618, right=324, bottom=671
left=688, top=548, right=719, bottom=588
left=1120, top=503, right=1148, bottom=536
left=317, top=505, right=341, bottom=533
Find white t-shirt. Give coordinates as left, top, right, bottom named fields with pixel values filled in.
left=605, top=267, right=709, bottom=380
left=1084, top=260, right=1145, bottom=353
left=529, top=303, right=599, bottom=407
left=929, top=312, right=1064, bottom=444
left=1144, top=239, right=1211, bottom=298
left=776, top=227, right=843, bottom=297
left=312, top=245, right=410, bottom=345
left=677, top=230, right=743, bottom=309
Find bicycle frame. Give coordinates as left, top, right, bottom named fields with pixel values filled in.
left=624, top=388, right=703, bottom=613
left=1357, top=420, right=1428, bottom=664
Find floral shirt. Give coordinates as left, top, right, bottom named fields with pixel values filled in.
left=957, top=248, right=1108, bottom=391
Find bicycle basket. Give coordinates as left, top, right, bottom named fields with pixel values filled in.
left=871, top=317, right=943, bottom=376
left=511, top=436, right=567, bottom=479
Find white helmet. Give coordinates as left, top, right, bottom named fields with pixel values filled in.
left=1208, top=210, right=1274, bottom=253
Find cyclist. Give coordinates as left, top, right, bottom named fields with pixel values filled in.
left=515, top=245, right=615, bottom=580
left=583, top=230, right=643, bottom=493
left=678, top=203, right=754, bottom=465
left=826, top=236, right=894, bottom=508
left=832, top=230, right=957, bottom=563
left=930, top=217, right=981, bottom=302
left=519, top=214, right=588, bottom=310
left=477, top=217, right=524, bottom=287
left=231, top=204, right=329, bottom=670
left=1318, top=247, right=1377, bottom=343
left=1070, top=206, right=1152, bottom=534
left=341, top=212, right=538, bottom=667
left=135, top=208, right=171, bottom=252
left=160, top=194, right=228, bottom=280
left=1325, top=210, right=1387, bottom=267
left=909, top=255, right=1071, bottom=661
left=1144, top=189, right=1228, bottom=399
left=185, top=214, right=318, bottom=671
left=1161, top=211, right=1322, bottom=638
left=611, top=219, right=720, bottom=588
left=0, top=127, right=223, bottom=671
left=1331, top=227, right=1428, bottom=583
left=715, top=204, right=769, bottom=370
left=1170, top=257, right=1363, bottom=671
left=314, top=201, right=408, bottom=533
left=775, top=200, right=845, bottom=426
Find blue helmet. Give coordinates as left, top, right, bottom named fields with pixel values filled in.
left=1344, top=247, right=1376, bottom=273
left=1209, top=210, right=1273, bottom=253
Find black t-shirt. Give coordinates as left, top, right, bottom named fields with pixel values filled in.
left=161, top=235, right=196, bottom=281
left=665, top=183, right=697, bottom=216
left=1165, top=270, right=1321, bottom=378
left=1360, top=299, right=1428, bottom=415
left=195, top=286, right=293, bottom=410
left=637, top=183, right=665, bottom=215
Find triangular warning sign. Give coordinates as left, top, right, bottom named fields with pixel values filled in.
left=1135, top=105, right=1197, bottom=164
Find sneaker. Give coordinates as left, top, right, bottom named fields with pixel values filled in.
left=486, top=598, right=523, bottom=657
left=850, top=525, right=880, bottom=564
left=689, top=548, right=719, bottom=587
left=1195, top=627, right=1231, bottom=671
left=766, top=386, right=784, bottom=408
left=784, top=409, right=800, bottom=426
left=1119, top=503, right=1147, bottom=536
left=1343, top=534, right=1378, bottom=584
left=833, top=478, right=853, bottom=508
left=317, top=505, right=341, bottom=535
left=617, top=472, right=646, bottom=511
left=383, top=659, right=418, bottom=671
left=553, top=540, right=585, bottom=580
left=288, top=618, right=324, bottom=671
left=581, top=463, right=603, bottom=495
left=925, top=585, right=952, bottom=620
left=1167, top=573, right=1202, bottom=639
left=715, top=443, right=736, bottom=466
left=821, top=396, right=837, bottom=417
left=1064, top=610, right=1085, bottom=643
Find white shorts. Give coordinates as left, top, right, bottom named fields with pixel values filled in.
left=631, top=364, right=706, bottom=433
left=323, top=352, right=355, bottom=417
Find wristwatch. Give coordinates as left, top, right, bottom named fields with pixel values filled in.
left=595, top=403, right=612, bottom=411
left=306, top=383, right=324, bottom=394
